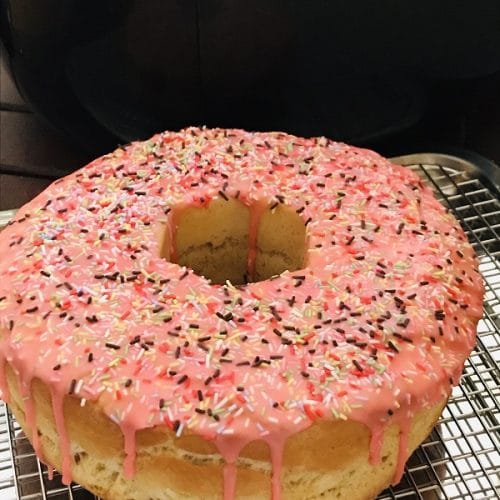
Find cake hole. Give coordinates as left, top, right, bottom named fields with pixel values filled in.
left=160, top=198, right=307, bottom=285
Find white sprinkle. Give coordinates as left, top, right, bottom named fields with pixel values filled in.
left=176, top=422, right=184, bottom=437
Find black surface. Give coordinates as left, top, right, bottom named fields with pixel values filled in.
left=1, top=1, right=500, bottom=158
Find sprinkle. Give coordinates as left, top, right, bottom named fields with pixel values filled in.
left=393, top=333, right=413, bottom=343
left=352, top=359, right=363, bottom=371
left=388, top=341, right=399, bottom=353
left=398, top=318, right=410, bottom=328
left=216, top=311, right=233, bottom=322
left=105, top=342, right=120, bottom=350
left=269, top=306, right=282, bottom=321
left=218, top=190, right=229, bottom=201
left=68, top=379, right=77, bottom=395
left=434, top=310, right=446, bottom=320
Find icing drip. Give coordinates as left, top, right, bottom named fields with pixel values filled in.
left=215, top=437, right=247, bottom=500
left=266, top=434, right=288, bottom=500
left=166, top=208, right=179, bottom=263
left=368, top=424, right=385, bottom=465
left=50, top=388, right=72, bottom=485
left=22, top=379, right=43, bottom=460
left=393, top=418, right=411, bottom=484
left=122, top=425, right=137, bottom=479
left=0, top=355, right=9, bottom=404
left=246, top=201, right=267, bottom=281
left=223, top=463, right=238, bottom=500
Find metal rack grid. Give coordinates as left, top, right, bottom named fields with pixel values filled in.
left=0, top=153, right=499, bottom=500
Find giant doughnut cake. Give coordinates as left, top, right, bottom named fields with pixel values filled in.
left=0, top=128, right=483, bottom=499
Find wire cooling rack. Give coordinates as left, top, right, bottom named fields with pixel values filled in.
left=0, top=153, right=498, bottom=500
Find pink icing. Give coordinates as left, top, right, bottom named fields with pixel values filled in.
left=215, top=436, right=247, bottom=500
left=267, top=433, right=288, bottom=500
left=368, top=424, right=384, bottom=465
left=0, top=128, right=483, bottom=497
left=23, top=378, right=43, bottom=459
left=393, top=417, right=411, bottom=484
left=51, top=387, right=72, bottom=484
left=247, top=200, right=268, bottom=281
left=122, top=425, right=137, bottom=479
left=0, top=356, right=9, bottom=404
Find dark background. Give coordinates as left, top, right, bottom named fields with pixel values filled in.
left=1, top=1, right=499, bottom=210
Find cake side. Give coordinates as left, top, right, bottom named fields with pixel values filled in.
left=4, top=362, right=446, bottom=499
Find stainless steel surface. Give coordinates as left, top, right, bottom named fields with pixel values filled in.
left=0, top=153, right=499, bottom=499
